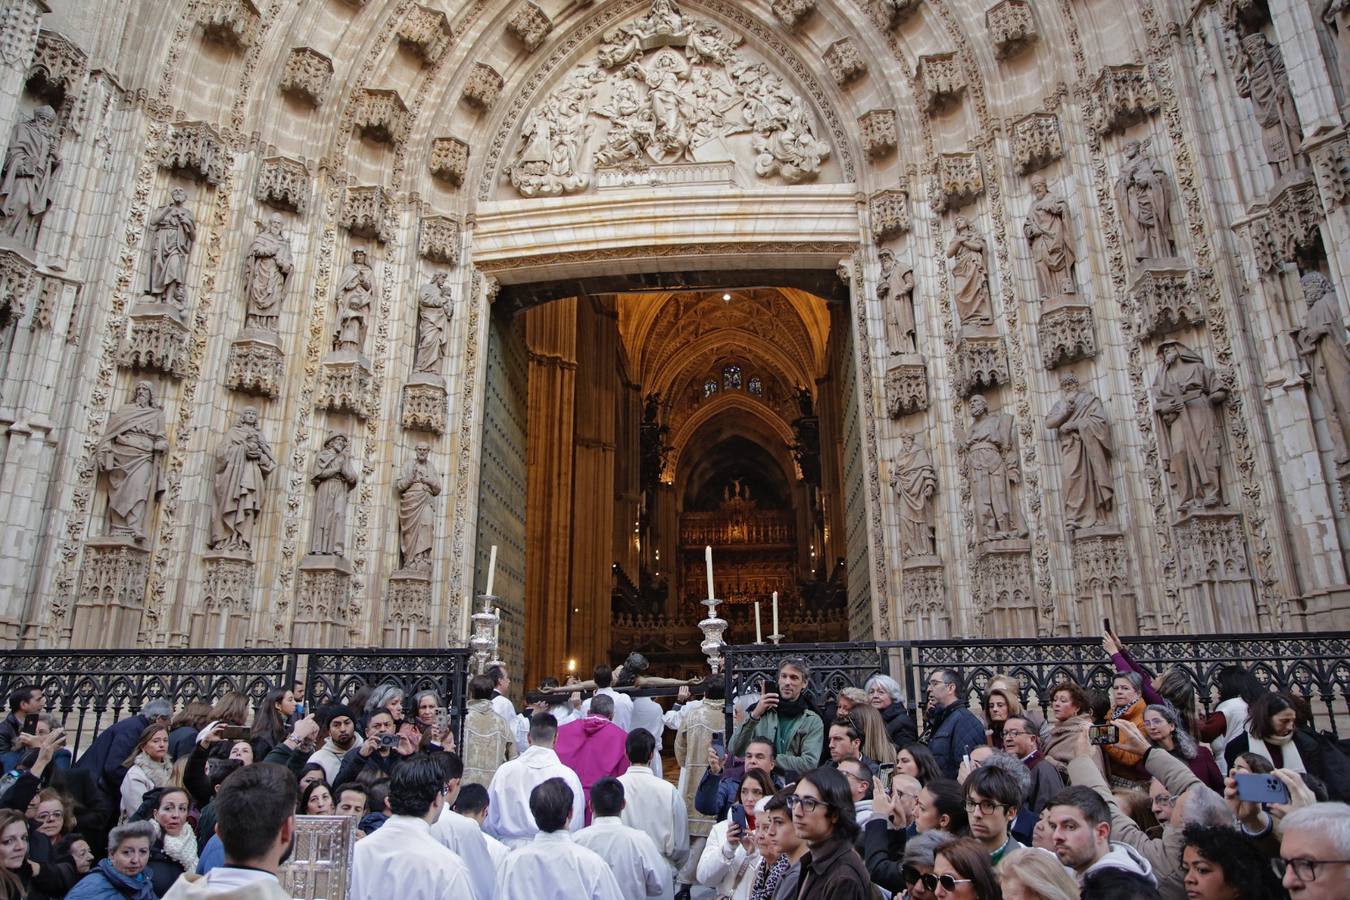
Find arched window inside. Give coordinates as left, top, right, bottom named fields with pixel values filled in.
left=703, top=379, right=719, bottom=398
left=723, top=365, right=742, bottom=390
left=748, top=376, right=763, bottom=396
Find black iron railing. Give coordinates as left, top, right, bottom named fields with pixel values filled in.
left=723, top=633, right=1350, bottom=737
left=0, top=648, right=473, bottom=756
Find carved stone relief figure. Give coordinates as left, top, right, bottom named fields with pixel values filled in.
left=891, top=431, right=937, bottom=557
left=145, top=188, right=196, bottom=311
left=333, top=249, right=372, bottom=355
left=1297, top=272, right=1350, bottom=468
left=1152, top=341, right=1228, bottom=510
left=1023, top=178, right=1078, bottom=306
left=963, top=394, right=1026, bottom=542
left=413, top=272, right=452, bottom=375
left=95, top=381, right=168, bottom=542
left=1045, top=372, right=1115, bottom=531
left=209, top=407, right=276, bottom=554
left=0, top=105, right=60, bottom=248
left=1235, top=33, right=1304, bottom=177
left=1325, top=2, right=1350, bottom=108
left=397, top=443, right=441, bottom=571
left=947, top=216, right=994, bottom=329
left=309, top=431, right=358, bottom=556
left=877, top=249, right=917, bottom=355
left=243, top=215, right=294, bottom=331
left=1115, top=140, right=1176, bottom=264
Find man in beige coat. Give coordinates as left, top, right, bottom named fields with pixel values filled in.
left=1067, top=719, right=1229, bottom=900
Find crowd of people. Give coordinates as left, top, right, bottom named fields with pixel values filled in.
left=0, top=635, right=1347, bottom=900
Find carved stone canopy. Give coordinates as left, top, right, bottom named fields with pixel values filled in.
left=502, top=0, right=835, bottom=198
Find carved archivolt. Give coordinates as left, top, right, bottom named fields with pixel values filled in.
left=503, top=0, right=833, bottom=198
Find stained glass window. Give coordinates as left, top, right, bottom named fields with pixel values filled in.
left=723, top=366, right=742, bottom=390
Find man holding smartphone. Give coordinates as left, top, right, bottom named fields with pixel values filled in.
left=731, top=659, right=823, bottom=780
left=0, top=685, right=45, bottom=771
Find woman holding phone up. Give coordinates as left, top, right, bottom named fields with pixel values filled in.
left=697, top=768, right=774, bottom=899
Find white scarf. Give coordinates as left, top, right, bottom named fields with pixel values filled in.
left=134, top=751, right=172, bottom=788
left=156, top=821, right=200, bottom=874
left=1245, top=729, right=1306, bottom=774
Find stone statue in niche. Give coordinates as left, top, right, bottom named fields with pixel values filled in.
left=413, top=272, right=453, bottom=375
left=397, top=442, right=441, bottom=572
left=878, top=249, right=917, bottom=355
left=243, top=215, right=294, bottom=332
left=891, top=431, right=937, bottom=558
left=963, top=394, right=1026, bottom=542
left=1045, top=372, right=1115, bottom=531
left=96, top=381, right=168, bottom=543
left=145, top=188, right=196, bottom=312
left=309, top=431, right=358, bottom=557
left=333, top=249, right=373, bottom=355
left=1115, top=140, right=1176, bottom=264
left=946, top=216, right=994, bottom=329
left=1023, top=178, right=1078, bottom=307
left=209, top=406, right=276, bottom=554
left=0, top=105, right=61, bottom=248
left=1152, top=341, right=1228, bottom=510
left=1297, top=272, right=1350, bottom=469
left=1235, top=32, right=1304, bottom=177
left=1325, top=2, right=1350, bottom=108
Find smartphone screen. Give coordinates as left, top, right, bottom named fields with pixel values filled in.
left=879, top=763, right=895, bottom=794
left=21, top=714, right=38, bottom=735
left=710, top=732, right=725, bottom=756
left=1089, top=724, right=1119, bottom=745
left=730, top=802, right=748, bottom=831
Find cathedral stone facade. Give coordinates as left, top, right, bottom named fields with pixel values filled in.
left=0, top=0, right=1348, bottom=668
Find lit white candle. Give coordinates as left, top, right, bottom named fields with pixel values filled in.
left=771, top=591, right=779, bottom=636
left=754, top=601, right=763, bottom=643
left=485, top=544, right=498, bottom=596
left=705, top=545, right=714, bottom=599
left=493, top=606, right=500, bottom=642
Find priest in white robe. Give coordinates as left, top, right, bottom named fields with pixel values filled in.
left=630, top=694, right=666, bottom=777
left=575, top=777, right=667, bottom=898
left=617, top=729, right=688, bottom=898
left=428, top=753, right=497, bottom=900
left=496, top=777, right=624, bottom=900
left=486, top=712, right=585, bottom=848
left=350, top=755, right=476, bottom=900
left=452, top=783, right=512, bottom=872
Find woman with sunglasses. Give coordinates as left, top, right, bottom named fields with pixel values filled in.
left=786, top=767, right=871, bottom=899
left=928, top=836, right=1002, bottom=899
left=890, top=829, right=954, bottom=900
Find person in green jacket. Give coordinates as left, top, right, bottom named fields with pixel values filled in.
left=730, top=658, right=823, bottom=778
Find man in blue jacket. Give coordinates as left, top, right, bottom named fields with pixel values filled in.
left=922, top=668, right=985, bottom=779
left=74, top=698, right=172, bottom=796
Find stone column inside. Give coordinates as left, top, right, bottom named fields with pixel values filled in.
left=523, top=299, right=577, bottom=688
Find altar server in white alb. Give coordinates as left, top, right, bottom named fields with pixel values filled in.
left=350, top=755, right=476, bottom=900
left=497, top=777, right=624, bottom=900
left=575, top=777, right=667, bottom=898
left=428, top=751, right=496, bottom=900
left=618, top=729, right=688, bottom=899
left=485, top=712, right=585, bottom=847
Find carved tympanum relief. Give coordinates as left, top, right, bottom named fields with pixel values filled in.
left=504, top=0, right=833, bottom=197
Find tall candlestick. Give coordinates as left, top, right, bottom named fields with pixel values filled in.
left=705, top=545, right=715, bottom=599
left=485, top=544, right=498, bottom=596
left=754, top=601, right=763, bottom=643
left=771, top=591, right=779, bottom=636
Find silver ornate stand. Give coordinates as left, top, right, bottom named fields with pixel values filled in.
left=698, top=595, right=728, bottom=674
left=469, top=592, right=500, bottom=675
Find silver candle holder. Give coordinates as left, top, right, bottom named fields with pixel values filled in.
left=698, top=595, right=729, bottom=674
left=469, top=593, right=500, bottom=675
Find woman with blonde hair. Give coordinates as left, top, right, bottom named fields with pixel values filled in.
left=847, top=704, right=897, bottom=767
left=119, top=724, right=173, bottom=823
left=999, top=846, right=1078, bottom=900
